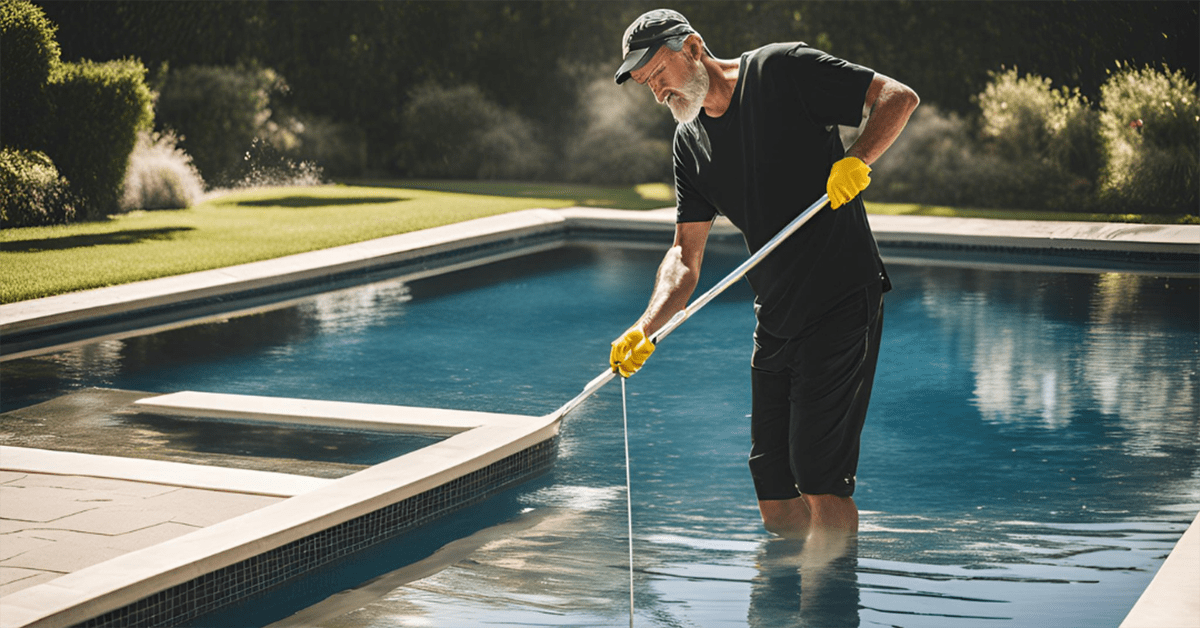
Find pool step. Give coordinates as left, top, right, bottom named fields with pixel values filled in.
left=134, top=390, right=516, bottom=434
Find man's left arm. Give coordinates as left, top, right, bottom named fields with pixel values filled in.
left=827, top=73, right=918, bottom=208
left=845, top=73, right=919, bottom=166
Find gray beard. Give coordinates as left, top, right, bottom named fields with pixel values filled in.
left=667, top=65, right=710, bottom=124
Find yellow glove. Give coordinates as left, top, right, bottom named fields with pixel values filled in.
left=827, top=156, right=872, bottom=209
left=610, top=326, right=655, bottom=378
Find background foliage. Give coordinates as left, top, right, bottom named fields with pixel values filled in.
left=2, top=0, right=155, bottom=223
left=9, top=0, right=1200, bottom=219
left=34, top=1, right=1195, bottom=165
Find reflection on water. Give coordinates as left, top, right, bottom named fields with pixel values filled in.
left=303, top=279, right=412, bottom=336
left=916, top=270, right=1197, bottom=433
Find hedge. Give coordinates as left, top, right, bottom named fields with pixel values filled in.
left=43, top=59, right=154, bottom=219
left=0, top=0, right=61, bottom=150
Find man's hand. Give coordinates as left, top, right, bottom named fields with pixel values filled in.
left=827, top=156, right=872, bottom=209
left=610, top=326, right=656, bottom=378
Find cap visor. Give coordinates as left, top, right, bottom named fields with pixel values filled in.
left=614, top=44, right=658, bottom=84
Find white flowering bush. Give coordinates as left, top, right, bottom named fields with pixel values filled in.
left=120, top=130, right=204, bottom=211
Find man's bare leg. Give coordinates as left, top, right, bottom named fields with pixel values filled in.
left=759, top=494, right=857, bottom=537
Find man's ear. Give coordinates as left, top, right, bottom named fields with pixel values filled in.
left=684, top=34, right=705, bottom=61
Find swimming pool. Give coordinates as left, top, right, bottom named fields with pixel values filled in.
left=3, top=239, right=1197, bottom=627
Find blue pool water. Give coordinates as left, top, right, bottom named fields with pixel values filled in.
left=3, top=243, right=1198, bottom=627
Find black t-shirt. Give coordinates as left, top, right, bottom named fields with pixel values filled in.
left=674, top=43, right=889, bottom=350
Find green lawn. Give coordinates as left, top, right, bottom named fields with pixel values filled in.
left=0, top=179, right=1188, bottom=304
left=0, top=184, right=577, bottom=304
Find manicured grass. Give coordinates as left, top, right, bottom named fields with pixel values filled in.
left=1, top=179, right=1189, bottom=304
left=0, top=184, right=575, bottom=304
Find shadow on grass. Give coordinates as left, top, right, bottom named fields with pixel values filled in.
left=230, top=195, right=408, bottom=208
left=1, top=227, right=196, bottom=253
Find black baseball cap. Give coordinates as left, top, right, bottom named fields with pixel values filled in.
left=614, top=9, right=699, bottom=84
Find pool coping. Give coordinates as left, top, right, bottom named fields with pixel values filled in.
left=0, top=208, right=1197, bottom=627
left=1119, top=509, right=1200, bottom=628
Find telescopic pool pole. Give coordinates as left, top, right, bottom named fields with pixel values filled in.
left=550, top=192, right=831, bottom=421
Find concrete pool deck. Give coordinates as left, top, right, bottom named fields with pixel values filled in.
left=1, top=208, right=1197, bottom=627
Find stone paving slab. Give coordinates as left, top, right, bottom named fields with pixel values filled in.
left=0, top=487, right=97, bottom=524
left=0, top=569, right=58, bottom=600
left=9, top=475, right=176, bottom=499
left=0, top=472, right=283, bottom=598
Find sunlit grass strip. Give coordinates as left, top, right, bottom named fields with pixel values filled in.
left=0, top=184, right=572, bottom=304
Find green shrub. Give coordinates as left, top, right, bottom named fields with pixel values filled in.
left=975, top=68, right=1102, bottom=210
left=398, top=83, right=548, bottom=180
left=1098, top=63, right=1199, bottom=214
left=864, top=105, right=977, bottom=206
left=153, top=64, right=290, bottom=185
left=979, top=70, right=1060, bottom=161
left=121, top=130, right=205, bottom=211
left=0, top=148, right=78, bottom=228
left=0, top=0, right=60, bottom=150
left=861, top=104, right=1040, bottom=209
left=44, top=59, right=154, bottom=219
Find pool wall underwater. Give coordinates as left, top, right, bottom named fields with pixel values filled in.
left=0, top=207, right=1196, bottom=628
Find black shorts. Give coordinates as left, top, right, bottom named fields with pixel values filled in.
left=748, top=282, right=884, bottom=500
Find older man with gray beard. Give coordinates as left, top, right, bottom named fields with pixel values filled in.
left=608, top=9, right=919, bottom=539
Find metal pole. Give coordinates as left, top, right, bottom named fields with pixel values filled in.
left=549, top=193, right=830, bottom=421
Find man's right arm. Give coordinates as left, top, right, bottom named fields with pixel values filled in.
left=610, top=220, right=711, bottom=377
left=638, top=220, right=711, bottom=338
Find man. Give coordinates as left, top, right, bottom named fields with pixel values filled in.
left=609, top=9, right=918, bottom=537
